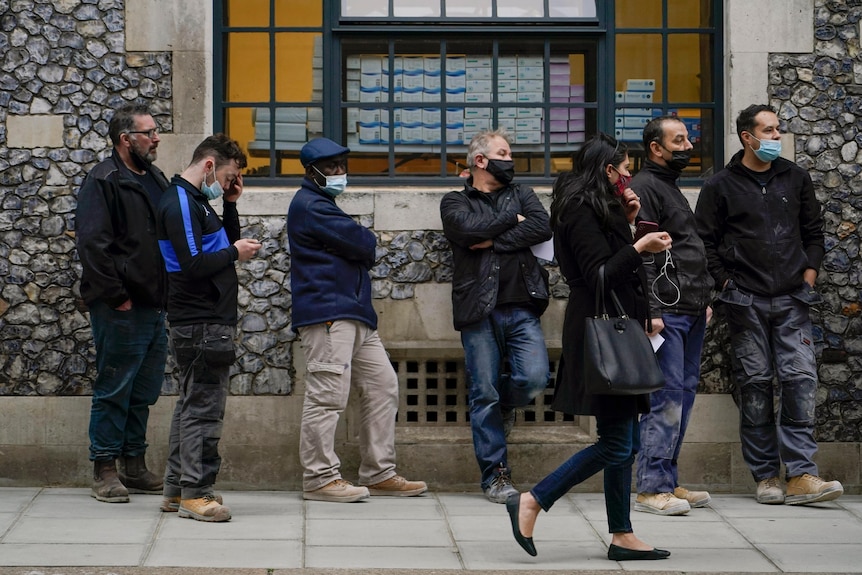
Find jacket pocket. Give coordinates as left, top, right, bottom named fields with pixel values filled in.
left=202, top=325, right=236, bottom=367
left=789, top=284, right=823, bottom=306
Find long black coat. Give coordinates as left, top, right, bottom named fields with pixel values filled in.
left=550, top=192, right=652, bottom=418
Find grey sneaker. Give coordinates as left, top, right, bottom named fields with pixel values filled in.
left=484, top=470, right=518, bottom=504
left=756, top=477, right=785, bottom=504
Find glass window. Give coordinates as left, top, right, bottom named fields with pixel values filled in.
left=215, top=0, right=720, bottom=182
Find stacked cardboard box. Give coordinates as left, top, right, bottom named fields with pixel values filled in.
left=546, top=56, right=586, bottom=145
left=614, top=79, right=657, bottom=142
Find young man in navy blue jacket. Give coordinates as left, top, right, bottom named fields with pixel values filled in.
left=157, top=134, right=261, bottom=521
left=288, top=138, right=427, bottom=503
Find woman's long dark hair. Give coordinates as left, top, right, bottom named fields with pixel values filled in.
left=550, top=133, right=628, bottom=230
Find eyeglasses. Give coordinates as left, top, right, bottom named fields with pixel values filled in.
left=127, top=128, right=159, bottom=138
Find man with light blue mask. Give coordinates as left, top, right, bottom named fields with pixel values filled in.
left=696, top=104, right=843, bottom=507
left=287, top=138, right=427, bottom=503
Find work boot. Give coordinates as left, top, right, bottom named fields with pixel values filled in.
left=303, top=479, right=370, bottom=503
left=673, top=486, right=711, bottom=508
left=161, top=492, right=223, bottom=512
left=178, top=494, right=232, bottom=522
left=634, top=492, right=691, bottom=515
left=785, top=473, right=843, bottom=505
left=365, top=475, right=428, bottom=497
left=91, top=459, right=130, bottom=503
left=119, top=454, right=163, bottom=494
left=755, top=476, right=785, bottom=504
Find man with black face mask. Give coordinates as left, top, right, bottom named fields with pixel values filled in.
left=628, top=116, right=714, bottom=516
left=440, top=128, right=552, bottom=503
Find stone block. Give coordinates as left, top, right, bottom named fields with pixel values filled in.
left=684, top=394, right=739, bottom=443
left=813, top=443, right=860, bottom=490
left=154, top=133, right=207, bottom=181
left=172, top=51, right=210, bottom=134
left=676, top=442, right=734, bottom=492
left=0, top=398, right=46, bottom=444
left=374, top=189, right=446, bottom=231
left=6, top=115, right=64, bottom=149
left=126, top=0, right=206, bottom=52
left=375, top=284, right=460, bottom=348
left=727, top=0, right=813, bottom=54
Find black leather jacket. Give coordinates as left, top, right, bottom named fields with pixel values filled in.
left=440, top=181, right=552, bottom=330
left=695, top=151, right=824, bottom=297
left=632, top=160, right=714, bottom=317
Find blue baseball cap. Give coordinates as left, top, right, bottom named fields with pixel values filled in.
left=299, top=137, right=350, bottom=167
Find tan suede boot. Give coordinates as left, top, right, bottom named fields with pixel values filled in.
left=91, top=459, right=130, bottom=503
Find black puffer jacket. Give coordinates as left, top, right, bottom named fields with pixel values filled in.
left=76, top=151, right=169, bottom=309
left=632, top=160, right=714, bottom=317
left=695, top=151, right=824, bottom=297
left=440, top=181, right=552, bottom=330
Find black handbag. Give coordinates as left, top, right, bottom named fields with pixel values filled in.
left=582, top=265, right=666, bottom=395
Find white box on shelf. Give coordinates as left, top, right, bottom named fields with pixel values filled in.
left=518, top=108, right=543, bottom=118
left=422, top=89, right=441, bottom=102
left=624, top=91, right=653, bottom=103
left=499, top=107, right=519, bottom=119
left=465, top=92, right=492, bottom=103
left=422, top=126, right=441, bottom=143
left=359, top=108, right=381, bottom=124
left=360, top=56, right=382, bottom=74
left=401, top=108, right=423, bottom=126
left=345, top=81, right=360, bottom=102
left=570, top=107, right=586, bottom=120
left=516, top=92, right=544, bottom=103
left=497, top=56, right=518, bottom=67
left=568, top=131, right=586, bottom=144
left=446, top=57, right=466, bottom=73
left=517, top=79, right=543, bottom=93
left=360, top=72, right=382, bottom=89
left=625, top=78, right=656, bottom=91
left=464, top=118, right=491, bottom=131
left=447, top=74, right=466, bottom=89
left=498, top=92, right=517, bottom=102
left=358, top=124, right=380, bottom=143
left=615, top=91, right=625, bottom=103
left=467, top=79, right=493, bottom=93
left=498, top=118, right=516, bottom=131
left=424, top=56, right=441, bottom=73
left=346, top=56, right=361, bottom=69
left=402, top=57, right=424, bottom=72
left=446, top=90, right=466, bottom=102
left=446, top=108, right=464, bottom=124
left=515, top=117, right=542, bottom=132
left=623, top=116, right=649, bottom=129
left=422, top=108, right=442, bottom=126
left=517, top=56, right=543, bottom=67
left=467, top=67, right=493, bottom=80
left=498, top=66, right=518, bottom=80
left=466, top=56, right=492, bottom=68
left=514, top=130, right=542, bottom=144
left=464, top=107, right=492, bottom=119
left=517, top=66, right=544, bottom=80
left=497, top=79, right=519, bottom=93
left=424, top=73, right=441, bottom=91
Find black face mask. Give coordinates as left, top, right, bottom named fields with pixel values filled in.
left=661, top=147, right=691, bottom=173
left=485, top=158, right=515, bottom=185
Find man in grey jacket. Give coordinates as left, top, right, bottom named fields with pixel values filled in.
left=630, top=116, right=714, bottom=516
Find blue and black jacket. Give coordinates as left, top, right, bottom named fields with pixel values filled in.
left=157, top=176, right=240, bottom=326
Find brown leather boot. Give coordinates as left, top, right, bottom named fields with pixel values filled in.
left=91, top=459, right=129, bottom=503
left=119, top=454, right=163, bottom=494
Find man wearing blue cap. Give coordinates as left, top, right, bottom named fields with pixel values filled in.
left=287, top=137, right=427, bottom=502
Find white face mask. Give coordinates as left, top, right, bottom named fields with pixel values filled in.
left=313, top=166, right=348, bottom=197
left=201, top=169, right=224, bottom=200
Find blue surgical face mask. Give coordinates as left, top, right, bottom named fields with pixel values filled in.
left=313, top=166, right=348, bottom=197
left=201, top=169, right=224, bottom=200
left=748, top=133, right=782, bottom=162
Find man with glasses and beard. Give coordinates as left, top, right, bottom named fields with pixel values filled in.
left=76, top=103, right=169, bottom=503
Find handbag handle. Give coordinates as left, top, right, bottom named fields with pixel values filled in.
left=595, top=264, right=627, bottom=319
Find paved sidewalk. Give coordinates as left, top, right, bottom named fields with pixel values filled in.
left=0, top=487, right=860, bottom=573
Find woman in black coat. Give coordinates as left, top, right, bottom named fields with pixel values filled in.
left=505, top=133, right=673, bottom=561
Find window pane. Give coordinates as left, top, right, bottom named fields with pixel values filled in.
left=673, top=108, right=713, bottom=177
left=243, top=106, right=323, bottom=177
left=226, top=33, right=270, bottom=102
left=394, top=0, right=440, bottom=17
left=497, top=0, right=544, bottom=18
left=668, top=0, right=712, bottom=28
left=226, top=0, right=269, bottom=26
left=668, top=34, right=712, bottom=102
left=616, top=33, right=662, bottom=99
left=275, top=33, right=323, bottom=102
left=616, top=0, right=661, bottom=28
left=549, top=0, right=596, bottom=18
left=445, top=0, right=491, bottom=17
left=343, top=0, right=388, bottom=17
left=275, top=0, right=322, bottom=26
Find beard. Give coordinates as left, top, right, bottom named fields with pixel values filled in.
left=130, top=140, right=157, bottom=167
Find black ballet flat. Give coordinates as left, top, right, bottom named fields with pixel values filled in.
left=505, top=493, right=537, bottom=557
left=607, top=544, right=671, bottom=561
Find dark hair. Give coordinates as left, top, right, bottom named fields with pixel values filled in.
left=736, top=104, right=776, bottom=145
left=642, top=115, right=683, bottom=151
left=190, top=133, right=248, bottom=170
left=550, top=132, right=627, bottom=229
left=108, top=103, right=151, bottom=145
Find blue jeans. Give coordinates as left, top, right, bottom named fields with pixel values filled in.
left=532, top=414, right=639, bottom=534
left=460, top=305, right=549, bottom=489
left=725, top=293, right=819, bottom=481
left=636, top=312, right=707, bottom=494
left=88, top=300, right=168, bottom=461
left=163, top=323, right=234, bottom=500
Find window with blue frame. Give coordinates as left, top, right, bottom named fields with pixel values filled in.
left=214, top=0, right=721, bottom=183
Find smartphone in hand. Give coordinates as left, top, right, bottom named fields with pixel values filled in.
left=633, top=220, right=659, bottom=242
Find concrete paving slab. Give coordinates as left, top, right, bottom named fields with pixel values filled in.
left=458, top=540, right=618, bottom=570
left=0, top=488, right=37, bottom=513
left=25, top=491, right=160, bottom=518
left=158, top=512, right=303, bottom=540
left=710, top=495, right=848, bottom=518
left=0, top=543, right=145, bottom=566
left=305, top=495, right=442, bottom=520
left=757, top=543, right=862, bottom=572
left=305, top=545, right=463, bottom=569
left=437, top=493, right=510, bottom=516
left=614, top=548, right=780, bottom=572
left=3, top=516, right=157, bottom=544
left=306, top=517, right=452, bottom=547
left=610, top=519, right=753, bottom=548
left=730, top=515, right=862, bottom=544
left=448, top=510, right=599, bottom=542
left=145, top=538, right=302, bottom=568
left=0, top=513, right=16, bottom=535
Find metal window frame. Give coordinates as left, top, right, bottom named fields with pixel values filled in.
left=213, top=0, right=722, bottom=187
